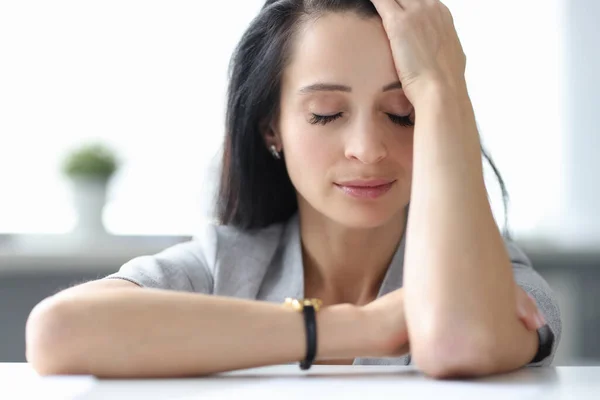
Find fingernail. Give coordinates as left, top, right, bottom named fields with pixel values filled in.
left=536, top=312, right=546, bottom=327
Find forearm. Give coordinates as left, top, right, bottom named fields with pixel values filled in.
left=26, top=288, right=368, bottom=378
left=403, top=81, right=536, bottom=375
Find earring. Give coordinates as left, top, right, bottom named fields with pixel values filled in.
left=269, top=144, right=281, bottom=160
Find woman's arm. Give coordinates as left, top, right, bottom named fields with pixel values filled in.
left=368, top=0, right=546, bottom=378
left=26, top=280, right=369, bottom=378
left=403, top=80, right=538, bottom=378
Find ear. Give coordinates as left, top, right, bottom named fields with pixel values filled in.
left=260, top=118, right=282, bottom=152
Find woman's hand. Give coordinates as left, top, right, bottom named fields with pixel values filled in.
left=370, top=0, right=467, bottom=104
left=361, top=288, right=410, bottom=358
left=362, top=285, right=545, bottom=358
left=516, top=286, right=547, bottom=331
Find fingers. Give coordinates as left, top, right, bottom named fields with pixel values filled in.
left=402, top=0, right=450, bottom=27
left=396, top=0, right=424, bottom=9
left=528, top=292, right=547, bottom=326
left=390, top=342, right=411, bottom=358
left=516, top=288, right=546, bottom=331
left=370, top=0, right=404, bottom=21
left=398, top=0, right=442, bottom=11
left=372, top=0, right=447, bottom=33
left=370, top=0, right=438, bottom=14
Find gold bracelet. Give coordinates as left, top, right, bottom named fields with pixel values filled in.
left=283, top=297, right=323, bottom=312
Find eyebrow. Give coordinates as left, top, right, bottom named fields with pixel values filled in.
left=299, top=81, right=402, bottom=94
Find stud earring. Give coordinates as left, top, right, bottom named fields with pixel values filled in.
left=269, top=144, right=281, bottom=160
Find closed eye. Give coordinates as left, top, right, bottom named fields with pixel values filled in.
left=309, top=113, right=414, bottom=127
left=386, top=113, right=414, bottom=127
left=309, top=113, right=343, bottom=125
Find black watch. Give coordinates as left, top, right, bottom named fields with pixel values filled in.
left=530, top=324, right=555, bottom=364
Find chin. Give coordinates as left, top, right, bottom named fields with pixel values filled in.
left=326, top=205, right=404, bottom=230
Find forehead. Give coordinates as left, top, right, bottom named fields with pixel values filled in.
left=283, top=12, right=399, bottom=92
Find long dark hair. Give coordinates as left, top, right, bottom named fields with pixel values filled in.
left=217, top=0, right=511, bottom=236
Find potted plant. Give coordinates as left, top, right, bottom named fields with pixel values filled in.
left=61, top=142, right=120, bottom=238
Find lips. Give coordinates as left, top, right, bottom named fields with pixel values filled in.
left=335, top=179, right=395, bottom=187
left=334, top=179, right=396, bottom=199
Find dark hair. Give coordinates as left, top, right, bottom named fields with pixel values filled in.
left=217, top=0, right=511, bottom=236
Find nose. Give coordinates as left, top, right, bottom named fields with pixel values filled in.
left=344, top=115, right=388, bottom=164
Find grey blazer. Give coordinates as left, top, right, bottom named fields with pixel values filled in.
left=104, top=213, right=561, bottom=367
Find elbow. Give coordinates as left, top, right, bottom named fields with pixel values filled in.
left=411, top=325, right=496, bottom=379
left=26, top=296, right=86, bottom=376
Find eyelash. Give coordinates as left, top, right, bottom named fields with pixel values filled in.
left=309, top=113, right=414, bottom=127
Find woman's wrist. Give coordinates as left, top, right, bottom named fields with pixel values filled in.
left=410, top=77, right=471, bottom=116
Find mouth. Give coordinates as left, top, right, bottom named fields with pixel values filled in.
left=334, top=179, right=396, bottom=200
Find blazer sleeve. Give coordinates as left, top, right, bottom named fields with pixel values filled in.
left=102, top=222, right=218, bottom=294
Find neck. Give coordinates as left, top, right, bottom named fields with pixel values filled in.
left=298, top=207, right=407, bottom=306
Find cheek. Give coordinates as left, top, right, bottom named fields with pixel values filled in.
left=403, top=139, right=414, bottom=169
left=282, top=126, right=335, bottom=186
left=390, top=130, right=414, bottom=171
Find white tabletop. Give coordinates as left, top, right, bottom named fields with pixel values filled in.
left=2, top=363, right=599, bottom=400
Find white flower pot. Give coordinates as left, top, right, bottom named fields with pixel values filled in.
left=69, top=176, right=109, bottom=239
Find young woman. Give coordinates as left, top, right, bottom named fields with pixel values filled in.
left=26, top=0, right=560, bottom=379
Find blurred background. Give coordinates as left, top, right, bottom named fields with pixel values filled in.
left=0, top=0, right=598, bottom=365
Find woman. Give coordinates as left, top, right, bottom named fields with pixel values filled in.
left=26, top=0, right=560, bottom=379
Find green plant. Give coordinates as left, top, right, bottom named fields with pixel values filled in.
left=62, top=142, right=120, bottom=181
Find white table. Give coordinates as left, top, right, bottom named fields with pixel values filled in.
left=1, top=363, right=599, bottom=400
